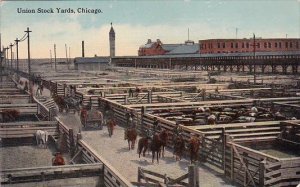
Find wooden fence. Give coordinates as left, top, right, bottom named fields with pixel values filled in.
left=1, top=164, right=103, bottom=186
left=77, top=140, right=132, bottom=187
left=0, top=121, right=58, bottom=139
left=34, top=97, right=57, bottom=121
left=55, top=117, right=75, bottom=154
left=133, top=165, right=199, bottom=187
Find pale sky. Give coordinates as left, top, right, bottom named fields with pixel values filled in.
left=1, top=0, right=299, bottom=58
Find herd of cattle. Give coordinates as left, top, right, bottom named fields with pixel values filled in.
left=151, top=105, right=297, bottom=126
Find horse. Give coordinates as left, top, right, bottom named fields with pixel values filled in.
left=107, top=119, right=116, bottom=137
left=149, top=133, right=163, bottom=164
left=158, top=130, right=169, bottom=158
left=35, top=130, right=49, bottom=148
left=52, top=152, right=65, bottom=166
left=0, top=109, right=20, bottom=122
left=126, top=128, right=137, bottom=150
left=137, top=136, right=150, bottom=158
left=173, top=134, right=185, bottom=161
left=188, top=135, right=200, bottom=163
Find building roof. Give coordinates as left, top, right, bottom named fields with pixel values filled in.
left=74, top=57, right=110, bottom=64
left=166, top=44, right=199, bottom=55
left=161, top=44, right=181, bottom=51
left=139, top=42, right=156, bottom=49
left=109, top=23, right=115, bottom=34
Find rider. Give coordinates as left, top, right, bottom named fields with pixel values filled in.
left=152, top=117, right=161, bottom=134
left=173, top=120, right=183, bottom=139
left=124, top=112, right=134, bottom=140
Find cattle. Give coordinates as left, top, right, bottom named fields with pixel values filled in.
left=35, top=130, right=49, bottom=148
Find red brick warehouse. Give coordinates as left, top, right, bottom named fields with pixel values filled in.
left=199, top=38, right=300, bottom=54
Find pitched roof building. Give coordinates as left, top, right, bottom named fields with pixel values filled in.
left=138, top=39, right=199, bottom=56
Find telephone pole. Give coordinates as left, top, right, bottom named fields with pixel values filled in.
left=54, top=44, right=57, bottom=71
left=25, top=27, right=32, bottom=101
left=10, top=43, right=13, bottom=70
left=5, top=47, right=9, bottom=69
left=15, top=38, right=20, bottom=73
left=50, top=49, right=52, bottom=68
left=252, top=33, right=258, bottom=84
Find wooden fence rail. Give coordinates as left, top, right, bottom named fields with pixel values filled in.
left=77, top=140, right=132, bottom=187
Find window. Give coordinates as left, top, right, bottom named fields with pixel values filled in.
left=257, top=43, right=260, bottom=48
left=231, top=43, right=233, bottom=48
left=218, top=43, right=220, bottom=48
left=204, top=44, right=206, bottom=49
left=290, top=42, right=292, bottom=48
left=246, top=43, right=249, bottom=48
left=275, top=43, right=277, bottom=48
left=297, top=42, right=299, bottom=49
left=242, top=43, right=245, bottom=48
left=268, top=42, right=271, bottom=48
left=235, top=43, right=238, bottom=48
left=218, top=51, right=220, bottom=53
left=223, top=43, right=225, bottom=48
left=279, top=42, right=281, bottom=48
left=286, top=42, right=288, bottom=48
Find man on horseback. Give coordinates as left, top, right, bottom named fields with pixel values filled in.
left=173, top=121, right=183, bottom=138
left=124, top=112, right=134, bottom=140
left=152, top=117, right=161, bottom=135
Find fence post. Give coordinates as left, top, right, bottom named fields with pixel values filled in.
left=124, top=95, right=128, bottom=104
left=222, top=128, right=226, bottom=173
left=188, top=165, right=199, bottom=187
left=259, top=160, right=266, bottom=187
left=69, top=129, right=75, bottom=156
left=137, top=167, right=141, bottom=185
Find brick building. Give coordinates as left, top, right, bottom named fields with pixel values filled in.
left=199, top=38, right=300, bottom=54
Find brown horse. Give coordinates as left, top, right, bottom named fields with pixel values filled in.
left=126, top=128, right=137, bottom=150
left=158, top=130, right=169, bottom=158
left=173, top=135, right=185, bottom=161
left=150, top=133, right=164, bottom=164
left=189, top=136, right=200, bottom=163
left=0, top=109, right=20, bottom=122
left=137, top=136, right=150, bottom=158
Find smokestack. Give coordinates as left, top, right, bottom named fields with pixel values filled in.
left=82, top=41, right=85, bottom=57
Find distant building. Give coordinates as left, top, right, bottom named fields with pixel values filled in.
left=74, top=57, right=110, bottom=71
left=199, top=38, right=300, bottom=54
left=138, top=39, right=199, bottom=56
left=109, top=23, right=115, bottom=57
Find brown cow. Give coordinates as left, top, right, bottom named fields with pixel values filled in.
left=125, top=128, right=137, bottom=150
left=173, top=134, right=185, bottom=161
left=188, top=135, right=201, bottom=163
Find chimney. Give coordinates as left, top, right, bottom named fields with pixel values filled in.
left=156, top=39, right=161, bottom=44
left=82, top=41, right=85, bottom=57
left=147, top=39, right=152, bottom=44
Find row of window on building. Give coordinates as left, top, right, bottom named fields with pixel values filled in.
left=200, top=41, right=299, bottom=50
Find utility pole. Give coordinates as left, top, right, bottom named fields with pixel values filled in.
left=65, top=44, right=69, bottom=70
left=15, top=38, right=20, bottom=73
left=251, top=33, right=259, bottom=84
left=54, top=44, right=57, bottom=71
left=5, top=47, right=9, bottom=69
left=10, top=43, right=13, bottom=71
left=50, top=49, right=53, bottom=68
left=25, top=27, right=32, bottom=100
